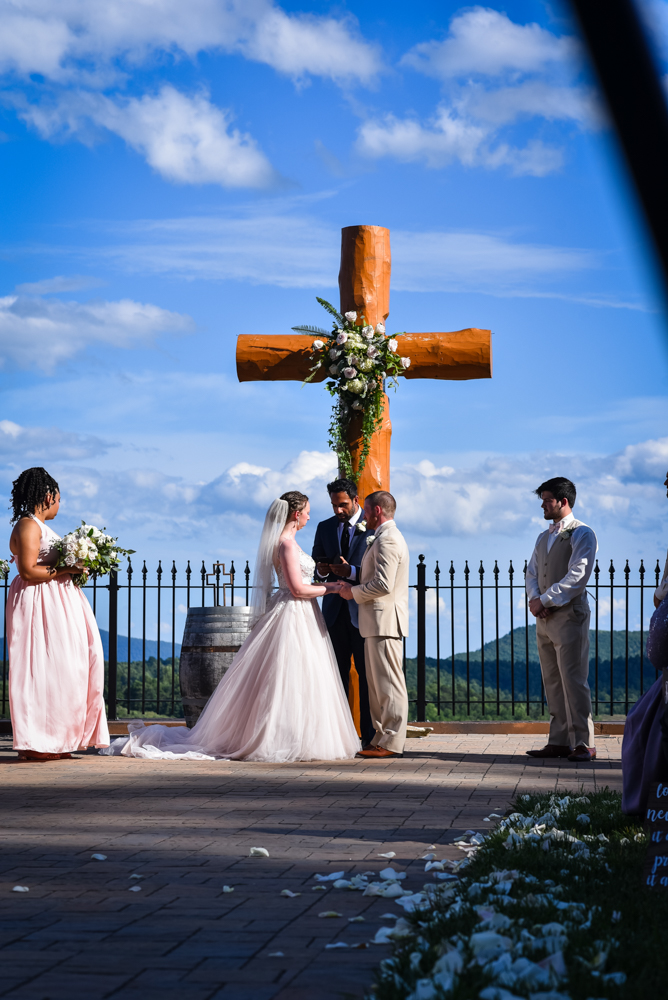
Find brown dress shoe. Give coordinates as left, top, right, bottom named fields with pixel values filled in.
left=16, top=750, right=61, bottom=761
left=356, top=747, right=403, bottom=759
left=568, top=744, right=597, bottom=762
left=525, top=744, right=573, bottom=759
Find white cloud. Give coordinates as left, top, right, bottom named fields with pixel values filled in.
left=453, top=81, right=601, bottom=128
left=16, top=275, right=103, bottom=294
left=359, top=6, right=595, bottom=177
left=0, top=293, right=193, bottom=371
left=0, top=0, right=380, bottom=84
left=356, top=108, right=563, bottom=176
left=401, top=7, right=577, bottom=79
left=0, top=419, right=112, bottom=462
left=17, top=86, right=277, bottom=188
left=87, top=210, right=598, bottom=297
left=3, top=435, right=664, bottom=570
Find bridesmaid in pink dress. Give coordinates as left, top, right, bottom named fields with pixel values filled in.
left=7, top=467, right=109, bottom=761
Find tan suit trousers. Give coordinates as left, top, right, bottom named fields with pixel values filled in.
left=536, top=602, right=595, bottom=748
left=365, top=636, right=408, bottom=754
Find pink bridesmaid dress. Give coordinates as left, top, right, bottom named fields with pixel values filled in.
left=7, top=517, right=109, bottom=753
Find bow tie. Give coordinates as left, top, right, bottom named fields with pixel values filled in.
left=548, top=522, right=562, bottom=534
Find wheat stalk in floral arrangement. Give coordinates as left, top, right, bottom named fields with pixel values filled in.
left=294, top=298, right=411, bottom=479
left=55, top=522, right=135, bottom=588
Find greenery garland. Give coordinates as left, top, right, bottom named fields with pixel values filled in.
left=293, top=298, right=410, bottom=479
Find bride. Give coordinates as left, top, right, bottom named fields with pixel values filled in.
left=101, top=491, right=361, bottom=762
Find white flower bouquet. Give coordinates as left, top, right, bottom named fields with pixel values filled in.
left=293, top=298, right=411, bottom=479
left=55, top=522, right=135, bottom=587
left=0, top=559, right=10, bottom=580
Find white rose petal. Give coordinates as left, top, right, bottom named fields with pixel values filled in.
left=344, top=311, right=357, bottom=322
left=388, top=339, right=398, bottom=351
left=336, top=332, right=348, bottom=345
left=400, top=357, right=411, bottom=369
left=362, top=325, right=374, bottom=336
left=343, top=367, right=357, bottom=379
left=366, top=346, right=378, bottom=358
left=312, top=340, right=324, bottom=350
left=375, top=323, right=385, bottom=334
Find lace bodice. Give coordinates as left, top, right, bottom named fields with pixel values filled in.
left=275, top=547, right=315, bottom=590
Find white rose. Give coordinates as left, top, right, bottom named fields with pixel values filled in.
left=362, top=325, right=374, bottom=337
left=329, top=364, right=339, bottom=375
left=351, top=400, right=363, bottom=410
left=344, top=311, right=357, bottom=322
left=329, top=348, right=339, bottom=359
left=343, top=367, right=357, bottom=379
left=336, top=332, right=348, bottom=345
left=65, top=553, right=76, bottom=567
left=380, top=371, right=387, bottom=378
left=401, top=357, right=411, bottom=368
left=367, top=346, right=378, bottom=358
left=388, top=339, right=398, bottom=352
left=375, top=323, right=385, bottom=334
left=312, top=339, right=324, bottom=350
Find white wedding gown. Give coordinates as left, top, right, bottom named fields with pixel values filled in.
left=101, top=548, right=360, bottom=762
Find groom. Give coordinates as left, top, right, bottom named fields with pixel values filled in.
left=340, top=491, right=410, bottom=759
left=312, top=478, right=375, bottom=747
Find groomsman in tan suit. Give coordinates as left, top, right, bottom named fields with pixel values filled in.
left=525, top=477, right=597, bottom=763
left=340, top=491, right=409, bottom=759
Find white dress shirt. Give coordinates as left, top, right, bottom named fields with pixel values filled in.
left=317, top=504, right=363, bottom=581
left=525, top=512, right=598, bottom=608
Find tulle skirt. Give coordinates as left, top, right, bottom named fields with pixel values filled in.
left=101, top=590, right=360, bottom=762
left=8, top=575, right=109, bottom=753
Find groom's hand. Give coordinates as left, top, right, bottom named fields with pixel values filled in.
left=330, top=557, right=351, bottom=578
left=316, top=562, right=331, bottom=578
left=339, top=582, right=354, bottom=601
left=529, top=597, right=549, bottom=619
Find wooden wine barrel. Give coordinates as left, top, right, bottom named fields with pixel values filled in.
left=179, top=606, right=254, bottom=728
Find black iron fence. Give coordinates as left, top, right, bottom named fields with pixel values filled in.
left=0, top=555, right=662, bottom=722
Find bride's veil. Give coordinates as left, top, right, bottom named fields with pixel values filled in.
left=250, top=498, right=289, bottom=619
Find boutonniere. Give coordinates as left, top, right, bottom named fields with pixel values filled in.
left=355, top=520, right=367, bottom=533
left=366, top=535, right=376, bottom=547
left=560, top=525, right=577, bottom=541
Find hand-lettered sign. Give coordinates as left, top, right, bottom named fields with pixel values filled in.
left=643, top=780, right=668, bottom=887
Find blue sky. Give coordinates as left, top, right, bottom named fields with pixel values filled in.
left=2, top=0, right=668, bottom=622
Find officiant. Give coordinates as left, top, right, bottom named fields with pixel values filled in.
left=312, top=479, right=375, bottom=747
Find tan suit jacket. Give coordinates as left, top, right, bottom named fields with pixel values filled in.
left=352, top=520, right=409, bottom=638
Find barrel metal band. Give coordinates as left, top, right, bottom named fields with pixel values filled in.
left=181, top=645, right=241, bottom=653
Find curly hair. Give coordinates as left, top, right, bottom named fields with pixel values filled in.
left=280, top=491, right=309, bottom=520
left=10, top=467, right=60, bottom=523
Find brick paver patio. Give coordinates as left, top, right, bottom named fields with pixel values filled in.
left=0, top=733, right=623, bottom=1000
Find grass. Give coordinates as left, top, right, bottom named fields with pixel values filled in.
left=369, top=788, right=666, bottom=1000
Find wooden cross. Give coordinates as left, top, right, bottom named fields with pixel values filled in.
left=236, top=225, right=492, bottom=499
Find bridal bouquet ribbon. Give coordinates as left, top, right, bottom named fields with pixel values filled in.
left=55, top=522, right=135, bottom=587
left=294, top=298, right=411, bottom=479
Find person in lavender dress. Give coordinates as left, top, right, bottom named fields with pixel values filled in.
left=622, top=469, right=668, bottom=813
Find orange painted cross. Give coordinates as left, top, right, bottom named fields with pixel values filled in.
left=236, top=224, right=492, bottom=499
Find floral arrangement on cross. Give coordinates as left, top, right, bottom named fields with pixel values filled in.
left=294, top=298, right=411, bottom=479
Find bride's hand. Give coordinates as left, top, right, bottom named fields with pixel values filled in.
left=324, top=581, right=344, bottom=593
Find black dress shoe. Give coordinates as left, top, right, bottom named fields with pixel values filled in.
left=567, top=744, right=597, bottom=762
left=525, top=744, right=573, bottom=759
